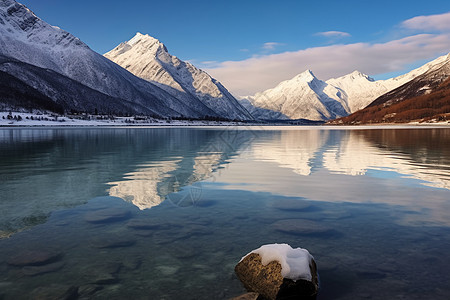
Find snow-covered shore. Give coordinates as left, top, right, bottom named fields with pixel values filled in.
left=0, top=112, right=253, bottom=127
left=1, top=111, right=449, bottom=127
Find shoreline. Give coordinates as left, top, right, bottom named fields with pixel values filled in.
left=1, top=111, right=449, bottom=128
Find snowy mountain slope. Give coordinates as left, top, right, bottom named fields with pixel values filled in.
left=250, top=70, right=349, bottom=120
left=329, top=54, right=450, bottom=124
left=246, top=53, right=449, bottom=121
left=0, top=0, right=216, bottom=118
left=326, top=54, right=449, bottom=112
left=238, top=97, right=289, bottom=120
left=104, top=33, right=252, bottom=120
left=369, top=53, right=450, bottom=107
left=0, top=55, right=151, bottom=115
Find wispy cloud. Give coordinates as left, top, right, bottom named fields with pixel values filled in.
left=206, top=33, right=450, bottom=96
left=262, top=42, right=283, bottom=51
left=197, top=60, right=220, bottom=68
left=204, top=12, right=450, bottom=96
left=402, top=12, right=450, bottom=32
left=315, top=31, right=351, bottom=38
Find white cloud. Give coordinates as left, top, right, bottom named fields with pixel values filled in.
left=262, top=42, right=283, bottom=51
left=206, top=33, right=450, bottom=96
left=402, top=12, right=450, bottom=32
left=200, top=60, right=219, bottom=66
left=315, top=31, right=351, bottom=38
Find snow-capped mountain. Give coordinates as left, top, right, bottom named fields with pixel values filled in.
left=0, top=0, right=247, bottom=119
left=330, top=53, right=450, bottom=124
left=326, top=54, right=449, bottom=112
left=246, top=53, right=449, bottom=121
left=370, top=53, right=450, bottom=107
left=249, top=70, right=349, bottom=120
left=104, top=33, right=252, bottom=120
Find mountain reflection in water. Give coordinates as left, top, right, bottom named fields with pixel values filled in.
left=0, top=127, right=449, bottom=237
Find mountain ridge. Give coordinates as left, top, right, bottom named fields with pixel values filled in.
left=0, top=0, right=250, bottom=119
left=104, top=33, right=252, bottom=120
left=328, top=55, right=450, bottom=124
left=243, top=53, right=450, bottom=121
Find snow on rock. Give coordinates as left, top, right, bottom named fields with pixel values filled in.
left=235, top=243, right=318, bottom=300
left=104, top=33, right=252, bottom=120
left=243, top=243, right=314, bottom=281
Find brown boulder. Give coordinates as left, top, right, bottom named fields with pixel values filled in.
left=235, top=253, right=318, bottom=300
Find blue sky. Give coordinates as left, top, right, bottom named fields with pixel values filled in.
left=20, top=0, right=450, bottom=95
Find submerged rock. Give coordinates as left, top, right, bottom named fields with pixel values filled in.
left=7, top=250, right=62, bottom=267
left=271, top=199, right=312, bottom=211
left=30, top=284, right=78, bottom=300
left=83, top=262, right=122, bottom=285
left=195, top=199, right=216, bottom=207
left=90, top=236, right=136, bottom=249
left=22, top=261, right=65, bottom=276
left=235, top=244, right=318, bottom=300
left=126, top=218, right=163, bottom=230
left=84, top=208, right=131, bottom=224
left=78, top=284, right=103, bottom=298
left=122, top=257, right=142, bottom=271
left=272, top=219, right=333, bottom=236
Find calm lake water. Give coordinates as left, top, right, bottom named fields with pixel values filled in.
left=0, top=126, right=450, bottom=299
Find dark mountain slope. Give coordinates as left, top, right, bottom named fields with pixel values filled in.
left=0, top=55, right=155, bottom=115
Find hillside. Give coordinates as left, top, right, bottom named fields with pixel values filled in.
left=329, top=77, right=450, bottom=124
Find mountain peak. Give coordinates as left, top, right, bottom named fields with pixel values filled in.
left=127, top=32, right=167, bottom=53
left=348, top=70, right=373, bottom=81
left=330, top=70, right=374, bottom=82
left=293, top=69, right=316, bottom=82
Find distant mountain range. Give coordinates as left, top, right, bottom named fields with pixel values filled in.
left=243, top=54, right=450, bottom=121
left=0, top=0, right=448, bottom=123
left=328, top=54, right=450, bottom=124
left=0, top=0, right=250, bottom=120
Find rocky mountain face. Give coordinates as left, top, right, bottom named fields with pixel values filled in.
left=0, top=0, right=250, bottom=119
left=329, top=54, right=450, bottom=124
left=244, top=54, right=449, bottom=121
left=104, top=33, right=252, bottom=120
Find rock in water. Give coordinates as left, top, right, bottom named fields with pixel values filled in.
left=271, top=199, right=311, bottom=211
left=235, top=244, right=318, bottom=300
left=272, top=219, right=332, bottom=236
left=84, top=208, right=131, bottom=224
left=7, top=250, right=62, bottom=266
left=22, top=261, right=65, bottom=276
left=30, top=284, right=78, bottom=300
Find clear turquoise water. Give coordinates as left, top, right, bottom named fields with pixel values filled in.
left=0, top=127, right=449, bottom=299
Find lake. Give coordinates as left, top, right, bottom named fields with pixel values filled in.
left=0, top=126, right=449, bottom=299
